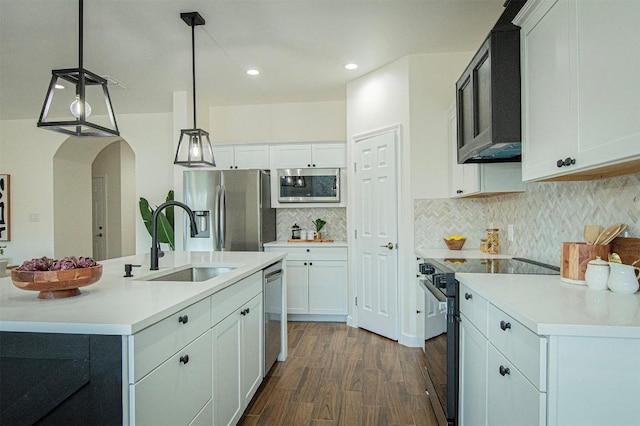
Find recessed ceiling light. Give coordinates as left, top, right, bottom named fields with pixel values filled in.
left=344, top=63, right=358, bottom=70
left=246, top=69, right=260, bottom=76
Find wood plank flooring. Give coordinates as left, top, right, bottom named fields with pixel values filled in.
left=239, top=322, right=438, bottom=426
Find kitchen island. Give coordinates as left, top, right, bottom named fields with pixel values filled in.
left=0, top=251, right=286, bottom=426
left=457, top=272, right=640, bottom=426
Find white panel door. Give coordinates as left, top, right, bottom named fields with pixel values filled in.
left=354, top=129, right=398, bottom=340
left=91, top=176, right=107, bottom=260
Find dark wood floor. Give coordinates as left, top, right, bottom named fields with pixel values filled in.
left=239, top=322, right=438, bottom=426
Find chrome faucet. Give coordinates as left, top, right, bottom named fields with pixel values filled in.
left=150, top=201, right=198, bottom=270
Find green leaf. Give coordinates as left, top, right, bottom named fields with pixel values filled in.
left=155, top=212, right=175, bottom=251
left=139, top=197, right=154, bottom=236
left=313, top=218, right=326, bottom=232
left=165, top=190, right=175, bottom=230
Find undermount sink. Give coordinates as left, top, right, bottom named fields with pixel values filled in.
left=147, top=266, right=237, bottom=282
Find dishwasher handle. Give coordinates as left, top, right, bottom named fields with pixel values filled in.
left=264, top=269, right=282, bottom=281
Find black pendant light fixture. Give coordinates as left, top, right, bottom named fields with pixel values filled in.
left=173, top=12, right=216, bottom=167
left=37, top=0, right=119, bottom=137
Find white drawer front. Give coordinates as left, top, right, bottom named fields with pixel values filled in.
left=265, top=246, right=346, bottom=261
left=459, top=283, right=488, bottom=337
left=130, top=297, right=210, bottom=382
left=488, top=304, right=547, bottom=391
left=211, top=271, right=262, bottom=326
left=487, top=344, right=546, bottom=426
left=131, top=330, right=212, bottom=426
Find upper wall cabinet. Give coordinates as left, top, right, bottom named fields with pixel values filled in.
left=456, top=1, right=523, bottom=164
left=212, top=144, right=270, bottom=170
left=448, top=105, right=525, bottom=198
left=270, top=142, right=346, bottom=169
left=516, top=0, right=640, bottom=181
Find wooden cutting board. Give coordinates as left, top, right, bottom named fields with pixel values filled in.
left=610, top=237, right=640, bottom=265
left=287, top=239, right=334, bottom=243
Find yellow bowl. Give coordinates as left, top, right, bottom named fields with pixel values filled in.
left=11, top=265, right=102, bottom=299
left=444, top=238, right=466, bottom=250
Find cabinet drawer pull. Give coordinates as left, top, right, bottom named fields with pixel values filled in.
left=240, top=308, right=250, bottom=316
left=464, top=292, right=472, bottom=300
left=556, top=157, right=576, bottom=168
left=178, top=315, right=189, bottom=324
left=179, top=354, right=190, bottom=364
left=500, top=320, right=511, bottom=331
left=499, top=365, right=510, bottom=376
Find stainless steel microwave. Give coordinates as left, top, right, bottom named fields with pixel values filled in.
left=277, top=168, right=340, bottom=203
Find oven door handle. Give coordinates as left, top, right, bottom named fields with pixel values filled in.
left=419, top=278, right=447, bottom=312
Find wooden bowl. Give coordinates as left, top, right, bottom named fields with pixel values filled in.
left=444, top=238, right=466, bottom=250
left=11, top=265, right=102, bottom=299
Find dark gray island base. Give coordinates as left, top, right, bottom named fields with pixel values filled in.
left=0, top=332, right=122, bottom=426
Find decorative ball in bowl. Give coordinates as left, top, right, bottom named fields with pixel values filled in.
left=444, top=236, right=466, bottom=251
left=11, top=256, right=102, bottom=299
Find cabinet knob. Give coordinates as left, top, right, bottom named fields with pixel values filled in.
left=179, top=354, right=190, bottom=364
left=304, top=262, right=307, bottom=266
left=500, top=320, right=511, bottom=331
left=312, top=164, right=316, bottom=167
left=178, top=315, right=189, bottom=324
left=464, top=293, right=472, bottom=300
left=240, top=308, right=250, bottom=316
left=456, top=189, right=463, bottom=194
left=499, top=365, right=510, bottom=376
left=307, top=164, right=311, bottom=167
left=309, top=262, right=313, bottom=266
left=556, top=157, right=576, bottom=168
left=306, top=249, right=310, bottom=252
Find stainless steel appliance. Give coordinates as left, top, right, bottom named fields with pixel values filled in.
left=418, top=257, right=559, bottom=426
left=183, top=169, right=276, bottom=251
left=263, top=262, right=283, bottom=375
left=277, top=168, right=340, bottom=203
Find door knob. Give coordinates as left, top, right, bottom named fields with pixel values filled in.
left=96, top=233, right=103, bottom=237
left=380, top=242, right=394, bottom=250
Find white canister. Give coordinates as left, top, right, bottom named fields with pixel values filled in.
left=305, top=230, right=315, bottom=241
left=584, top=256, right=610, bottom=291
left=607, top=262, right=640, bottom=295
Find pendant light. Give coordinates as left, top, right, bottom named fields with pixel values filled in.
left=37, top=0, right=119, bottom=137
left=173, top=12, right=216, bottom=167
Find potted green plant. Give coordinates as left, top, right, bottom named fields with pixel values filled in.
left=139, top=190, right=175, bottom=250
left=312, top=218, right=326, bottom=240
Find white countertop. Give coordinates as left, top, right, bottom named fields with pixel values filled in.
left=457, top=273, right=640, bottom=339
left=265, top=240, right=347, bottom=248
left=0, top=251, right=285, bottom=336
left=415, top=247, right=513, bottom=260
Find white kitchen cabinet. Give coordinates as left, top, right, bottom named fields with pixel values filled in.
left=211, top=272, right=263, bottom=426
left=128, top=298, right=212, bottom=426
left=131, top=330, right=213, bottom=426
left=516, top=0, right=640, bottom=181
left=270, top=142, right=346, bottom=168
left=447, top=104, right=524, bottom=198
left=212, top=144, right=270, bottom=170
left=265, top=245, right=347, bottom=319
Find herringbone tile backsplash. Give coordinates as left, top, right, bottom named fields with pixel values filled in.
left=276, top=208, right=347, bottom=241
left=415, top=173, right=640, bottom=266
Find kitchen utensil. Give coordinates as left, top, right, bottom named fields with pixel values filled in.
left=599, top=224, right=627, bottom=245
left=583, top=225, right=601, bottom=245
left=584, top=256, right=609, bottom=291
left=607, top=262, right=639, bottom=294
left=593, top=224, right=625, bottom=245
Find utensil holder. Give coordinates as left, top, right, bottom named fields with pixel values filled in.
left=560, top=242, right=610, bottom=284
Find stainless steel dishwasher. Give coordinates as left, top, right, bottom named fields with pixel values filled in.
left=263, top=262, right=283, bottom=375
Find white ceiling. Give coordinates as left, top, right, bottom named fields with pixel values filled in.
left=0, top=0, right=504, bottom=120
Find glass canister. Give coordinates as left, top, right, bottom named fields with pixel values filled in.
left=486, top=228, right=499, bottom=254
left=480, top=239, right=487, bottom=253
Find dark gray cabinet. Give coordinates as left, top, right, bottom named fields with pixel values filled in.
left=456, top=2, right=524, bottom=164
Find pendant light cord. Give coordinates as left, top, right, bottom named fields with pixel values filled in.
left=78, top=0, right=83, bottom=69
left=191, top=16, right=197, bottom=129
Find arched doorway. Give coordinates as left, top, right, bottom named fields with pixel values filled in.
left=53, top=137, right=135, bottom=260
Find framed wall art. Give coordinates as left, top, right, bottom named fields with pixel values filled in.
left=0, top=174, right=10, bottom=241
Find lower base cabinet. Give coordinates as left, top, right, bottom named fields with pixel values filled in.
left=458, top=317, right=488, bottom=426
left=212, top=293, right=263, bottom=426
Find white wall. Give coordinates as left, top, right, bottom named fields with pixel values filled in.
left=209, top=101, right=346, bottom=143
left=0, top=111, right=175, bottom=264
left=346, top=53, right=473, bottom=347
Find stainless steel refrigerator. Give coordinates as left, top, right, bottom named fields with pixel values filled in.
left=183, top=169, right=276, bottom=251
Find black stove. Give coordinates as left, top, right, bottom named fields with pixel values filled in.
left=426, top=256, right=560, bottom=276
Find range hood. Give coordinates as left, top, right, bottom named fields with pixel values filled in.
left=456, top=0, right=526, bottom=164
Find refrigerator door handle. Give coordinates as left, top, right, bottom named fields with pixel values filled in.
left=220, top=185, right=227, bottom=250
left=214, top=185, right=221, bottom=249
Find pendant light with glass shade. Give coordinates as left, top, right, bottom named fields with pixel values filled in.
left=37, top=0, right=119, bottom=137
left=173, top=12, right=216, bottom=167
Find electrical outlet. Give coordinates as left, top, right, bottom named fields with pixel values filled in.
left=508, top=224, right=514, bottom=242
